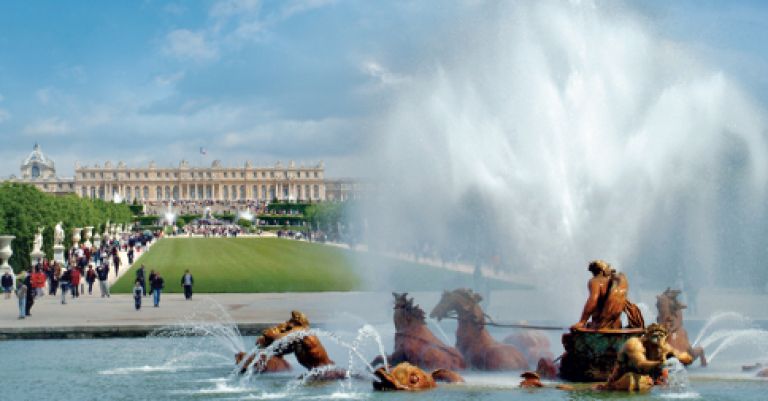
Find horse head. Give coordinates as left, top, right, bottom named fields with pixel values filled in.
left=429, top=288, right=484, bottom=324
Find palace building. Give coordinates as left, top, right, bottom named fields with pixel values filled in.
left=5, top=144, right=339, bottom=203
left=74, top=159, right=326, bottom=202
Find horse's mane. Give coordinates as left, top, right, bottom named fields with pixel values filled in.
left=393, top=293, right=426, bottom=323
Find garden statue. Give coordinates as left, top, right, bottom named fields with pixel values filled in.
left=372, top=362, right=463, bottom=391
left=32, top=227, right=44, bottom=253
left=571, top=260, right=645, bottom=330
left=430, top=288, right=528, bottom=370
left=54, top=222, right=64, bottom=246
left=372, top=293, right=466, bottom=370
left=559, top=260, right=647, bottom=382
left=596, top=323, right=692, bottom=392
left=656, top=288, right=707, bottom=366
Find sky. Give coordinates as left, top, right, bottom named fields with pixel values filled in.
left=0, top=0, right=766, bottom=178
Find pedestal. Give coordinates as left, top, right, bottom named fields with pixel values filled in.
left=30, top=250, right=45, bottom=266
left=559, top=327, right=644, bottom=382
left=53, top=245, right=65, bottom=264
left=0, top=235, right=16, bottom=287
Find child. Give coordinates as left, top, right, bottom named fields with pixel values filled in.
left=133, top=280, right=143, bottom=310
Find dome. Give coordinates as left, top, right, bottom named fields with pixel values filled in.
left=20, top=143, right=57, bottom=179
left=23, top=143, right=55, bottom=170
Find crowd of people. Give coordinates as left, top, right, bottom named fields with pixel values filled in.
left=180, top=224, right=244, bottom=237
left=3, top=229, right=198, bottom=319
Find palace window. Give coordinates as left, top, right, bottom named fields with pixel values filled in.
left=313, top=185, right=319, bottom=199
left=240, top=185, right=246, bottom=199
left=224, top=172, right=228, bottom=178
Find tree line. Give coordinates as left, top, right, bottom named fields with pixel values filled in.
left=0, top=183, right=133, bottom=272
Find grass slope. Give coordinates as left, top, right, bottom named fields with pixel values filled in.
left=111, top=238, right=360, bottom=293
left=111, top=238, right=529, bottom=293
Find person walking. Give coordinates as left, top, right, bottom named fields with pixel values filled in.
left=96, top=264, right=110, bottom=298
left=1, top=271, right=12, bottom=299
left=136, top=265, right=146, bottom=296
left=70, top=266, right=81, bottom=298
left=23, top=273, right=35, bottom=316
left=59, top=268, right=71, bottom=304
left=32, top=267, right=46, bottom=298
left=151, top=273, right=164, bottom=307
left=113, top=253, right=121, bottom=276
left=15, top=279, right=27, bottom=319
left=85, top=265, right=96, bottom=295
left=50, top=263, right=61, bottom=296
left=180, top=269, right=194, bottom=300
left=133, top=280, right=143, bottom=310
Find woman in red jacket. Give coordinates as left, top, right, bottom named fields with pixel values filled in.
left=70, top=267, right=81, bottom=298
left=32, top=268, right=47, bottom=297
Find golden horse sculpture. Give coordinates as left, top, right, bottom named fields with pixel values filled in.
left=372, top=293, right=466, bottom=371
left=430, top=288, right=528, bottom=370
left=235, top=310, right=346, bottom=379
left=656, top=288, right=707, bottom=367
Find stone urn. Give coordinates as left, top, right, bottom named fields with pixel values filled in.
left=0, top=235, right=16, bottom=286
left=72, top=228, right=82, bottom=248
left=93, top=232, right=101, bottom=249
left=84, top=226, right=93, bottom=248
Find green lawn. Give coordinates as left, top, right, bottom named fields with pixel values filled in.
left=111, top=238, right=529, bottom=293
left=111, top=238, right=360, bottom=293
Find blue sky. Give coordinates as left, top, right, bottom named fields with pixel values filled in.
left=0, top=0, right=765, bottom=177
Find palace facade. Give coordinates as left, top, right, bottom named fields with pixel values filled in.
left=75, top=159, right=326, bottom=202
left=6, top=144, right=342, bottom=203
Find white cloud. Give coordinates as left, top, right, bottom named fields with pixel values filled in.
left=279, top=0, right=336, bottom=20
left=36, top=88, right=52, bottom=105
left=361, top=60, right=407, bottom=86
left=0, top=108, right=10, bottom=123
left=164, top=3, right=187, bottom=15
left=154, top=71, right=186, bottom=86
left=210, top=0, right=261, bottom=19
left=23, top=117, right=72, bottom=136
left=164, top=29, right=219, bottom=61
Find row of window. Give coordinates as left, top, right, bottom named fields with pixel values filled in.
left=80, top=184, right=321, bottom=201
left=79, top=170, right=320, bottom=180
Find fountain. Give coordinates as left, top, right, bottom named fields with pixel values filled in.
left=164, top=204, right=176, bottom=226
